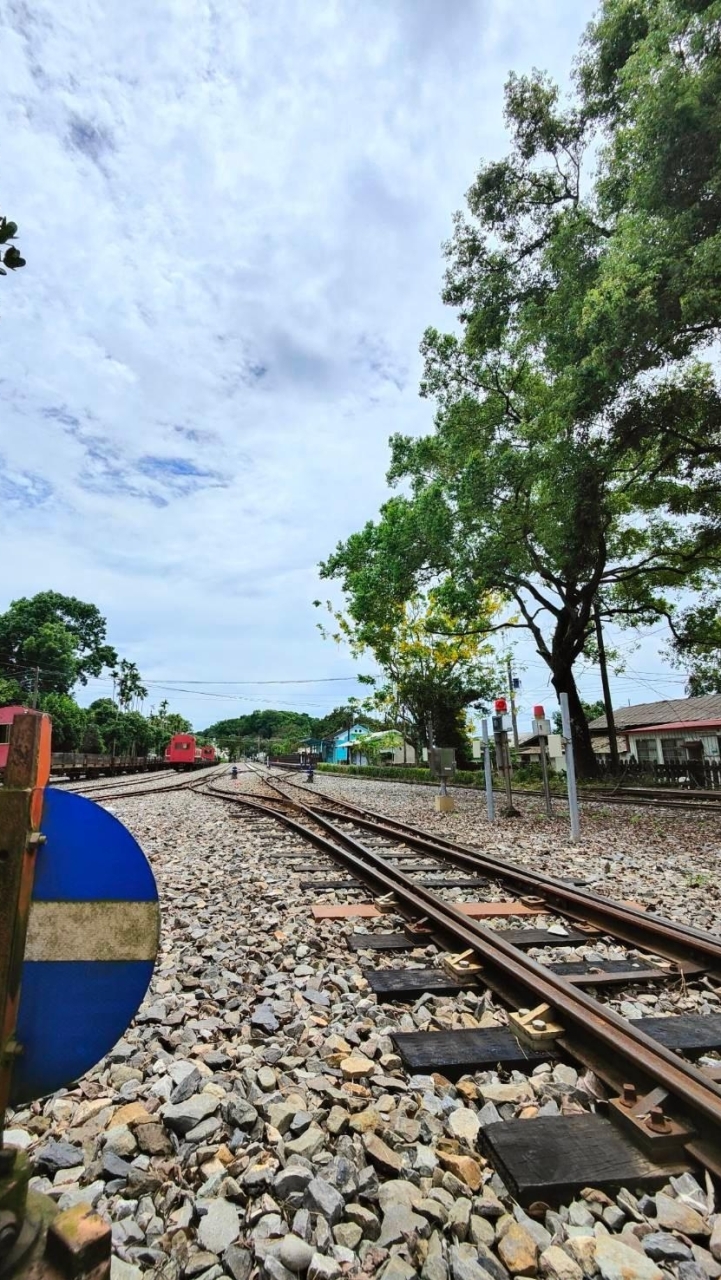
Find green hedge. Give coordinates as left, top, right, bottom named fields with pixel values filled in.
left=314, top=760, right=571, bottom=792
left=315, top=763, right=485, bottom=786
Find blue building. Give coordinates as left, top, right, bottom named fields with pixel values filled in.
left=298, top=723, right=370, bottom=764
left=327, top=724, right=370, bottom=764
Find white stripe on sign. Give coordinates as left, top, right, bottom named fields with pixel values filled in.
left=25, top=901, right=160, bottom=962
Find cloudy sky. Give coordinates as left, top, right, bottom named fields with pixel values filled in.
left=0, top=0, right=689, bottom=731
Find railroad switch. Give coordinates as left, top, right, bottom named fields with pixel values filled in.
left=609, top=1085, right=694, bottom=1162
left=509, top=1003, right=564, bottom=1050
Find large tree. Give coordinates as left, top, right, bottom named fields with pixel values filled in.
left=0, top=592, right=117, bottom=697
left=316, top=594, right=501, bottom=765
left=320, top=14, right=721, bottom=775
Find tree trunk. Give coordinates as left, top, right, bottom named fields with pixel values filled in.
left=551, top=665, right=599, bottom=778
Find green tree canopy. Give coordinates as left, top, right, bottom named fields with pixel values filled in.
left=39, top=693, right=87, bottom=752
left=320, top=3, right=721, bottom=776
left=0, top=592, right=117, bottom=697
left=316, top=595, right=502, bottom=765
left=0, top=215, right=25, bottom=277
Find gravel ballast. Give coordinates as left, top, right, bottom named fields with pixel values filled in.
left=5, top=774, right=720, bottom=1280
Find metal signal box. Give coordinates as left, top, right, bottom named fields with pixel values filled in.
left=428, top=748, right=456, bottom=780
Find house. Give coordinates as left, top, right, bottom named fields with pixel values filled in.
left=473, top=730, right=566, bottom=772
left=588, top=694, right=721, bottom=765
left=347, top=730, right=416, bottom=766
left=298, top=723, right=371, bottom=764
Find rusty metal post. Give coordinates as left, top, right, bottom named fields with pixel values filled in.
left=0, top=714, right=112, bottom=1278
left=0, top=713, right=51, bottom=1152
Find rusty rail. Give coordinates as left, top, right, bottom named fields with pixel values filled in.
left=207, top=773, right=721, bottom=1163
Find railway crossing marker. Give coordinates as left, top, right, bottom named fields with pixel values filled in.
left=0, top=712, right=160, bottom=1278
left=11, top=785, right=160, bottom=1105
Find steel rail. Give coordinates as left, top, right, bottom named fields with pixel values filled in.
left=61, top=765, right=227, bottom=804
left=267, top=785, right=721, bottom=971
left=208, top=779, right=721, bottom=1150
left=250, top=765, right=721, bottom=970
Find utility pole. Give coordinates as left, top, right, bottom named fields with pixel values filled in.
left=30, top=666, right=39, bottom=709
left=594, top=601, right=619, bottom=770
left=506, top=656, right=519, bottom=750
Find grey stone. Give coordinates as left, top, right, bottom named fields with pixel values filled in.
left=224, top=1096, right=259, bottom=1129
left=380, top=1260, right=417, bottom=1280
left=378, top=1181, right=423, bottom=1213
left=602, top=1207, right=626, bottom=1232
left=186, top=1254, right=221, bottom=1278
left=279, top=1235, right=315, bottom=1272
left=57, top=1182, right=105, bottom=1212
left=474, top=1190, right=506, bottom=1220
left=655, top=1193, right=708, bottom=1238
left=643, top=1233, right=694, bottom=1263
left=265, top=1260, right=297, bottom=1280
left=304, top=1178, right=345, bottom=1227
left=478, top=1102, right=503, bottom=1127
left=447, top=1199, right=471, bottom=1242
left=34, top=1141, right=83, bottom=1175
left=101, top=1150, right=132, bottom=1180
left=344, top=1203, right=380, bottom=1240
left=170, top=1067, right=203, bottom=1104
left=198, top=1200, right=241, bottom=1254
left=450, top=1244, right=500, bottom=1280
left=162, top=1094, right=219, bottom=1135
left=469, top=1217, right=495, bottom=1249
left=251, top=1002, right=280, bottom=1033
left=333, top=1223, right=362, bottom=1250
left=307, top=1256, right=341, bottom=1280
left=679, top=1265, right=714, bottom=1280
left=378, top=1202, right=427, bottom=1247
left=286, top=1127, right=325, bottom=1159
left=692, top=1245, right=721, bottom=1280
left=423, top=1232, right=448, bottom=1280
left=323, top=1155, right=359, bottom=1199
left=111, top=1261, right=143, bottom=1280
left=186, top=1116, right=223, bottom=1144
left=538, top=1247, right=583, bottom=1280
left=473, top=1243, right=511, bottom=1280
left=275, top=1166, right=314, bottom=1199
left=595, top=1234, right=664, bottom=1280
left=710, top=1220, right=721, bottom=1264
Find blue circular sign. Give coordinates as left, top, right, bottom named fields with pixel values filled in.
left=11, top=788, right=160, bottom=1106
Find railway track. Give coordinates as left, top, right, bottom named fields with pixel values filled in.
left=203, top=763, right=721, bottom=1195
left=269, top=762, right=721, bottom=813
left=56, top=763, right=228, bottom=802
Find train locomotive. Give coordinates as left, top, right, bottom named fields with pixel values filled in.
left=164, top=734, right=217, bottom=769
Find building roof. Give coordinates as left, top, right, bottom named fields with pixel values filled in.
left=628, top=718, right=721, bottom=736
left=588, top=694, right=721, bottom=733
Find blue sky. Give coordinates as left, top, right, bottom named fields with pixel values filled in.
left=0, top=0, right=691, bottom=730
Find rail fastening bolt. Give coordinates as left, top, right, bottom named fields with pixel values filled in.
left=646, top=1106, right=670, bottom=1132
left=622, top=1083, right=637, bottom=1106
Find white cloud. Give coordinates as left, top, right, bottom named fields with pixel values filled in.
left=3, top=0, right=663, bottom=731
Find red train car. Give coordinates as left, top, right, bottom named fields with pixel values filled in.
left=165, top=733, right=197, bottom=769
left=201, top=744, right=217, bottom=764
left=0, top=704, right=31, bottom=770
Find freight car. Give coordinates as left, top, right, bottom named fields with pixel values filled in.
left=0, top=705, right=169, bottom=780
left=0, top=705, right=216, bottom=780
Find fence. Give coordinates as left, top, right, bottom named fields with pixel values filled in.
left=595, top=757, right=721, bottom=790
